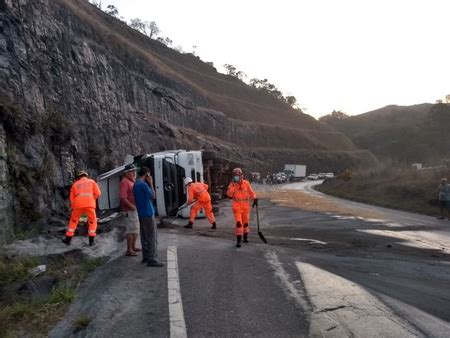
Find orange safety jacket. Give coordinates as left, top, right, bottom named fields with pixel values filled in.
left=227, top=179, right=256, bottom=210
left=188, top=182, right=211, bottom=204
left=70, top=177, right=101, bottom=209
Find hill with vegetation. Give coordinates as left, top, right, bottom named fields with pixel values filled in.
left=319, top=103, right=450, bottom=165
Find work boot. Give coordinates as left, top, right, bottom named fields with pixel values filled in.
left=184, top=221, right=193, bottom=229
left=89, top=236, right=95, bottom=246
left=211, top=222, right=217, bottom=230
left=236, top=235, right=242, bottom=248
left=62, top=236, right=72, bottom=246
left=147, top=260, right=164, bottom=267
left=243, top=233, right=249, bottom=243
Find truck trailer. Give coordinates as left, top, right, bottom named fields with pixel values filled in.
left=284, top=164, right=306, bottom=181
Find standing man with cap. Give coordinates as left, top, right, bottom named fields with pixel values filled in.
left=120, top=164, right=141, bottom=256
left=184, top=177, right=217, bottom=229
left=62, top=170, right=101, bottom=246
left=438, top=178, right=450, bottom=220
left=133, top=166, right=163, bottom=267
left=227, top=168, right=257, bottom=247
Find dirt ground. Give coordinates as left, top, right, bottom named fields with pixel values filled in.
left=258, top=189, right=384, bottom=219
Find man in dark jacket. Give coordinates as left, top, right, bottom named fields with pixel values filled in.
left=133, top=166, right=163, bottom=267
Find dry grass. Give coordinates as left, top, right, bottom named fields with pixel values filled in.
left=72, top=314, right=92, bottom=333
left=258, top=190, right=384, bottom=219
left=54, top=0, right=331, bottom=132
left=0, top=255, right=104, bottom=337
left=317, top=164, right=450, bottom=216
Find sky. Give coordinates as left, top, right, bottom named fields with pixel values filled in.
left=102, top=0, right=450, bottom=118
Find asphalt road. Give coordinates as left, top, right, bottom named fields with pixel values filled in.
left=50, top=183, right=450, bottom=337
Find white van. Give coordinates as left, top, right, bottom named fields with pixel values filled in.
left=97, top=150, right=204, bottom=218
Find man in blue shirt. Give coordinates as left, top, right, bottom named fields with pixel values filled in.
left=133, top=166, right=163, bottom=267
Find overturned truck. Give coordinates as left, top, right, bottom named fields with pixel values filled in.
left=97, top=150, right=240, bottom=218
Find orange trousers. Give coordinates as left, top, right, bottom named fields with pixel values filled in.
left=189, top=201, right=215, bottom=224
left=233, top=207, right=250, bottom=236
left=66, top=207, right=97, bottom=237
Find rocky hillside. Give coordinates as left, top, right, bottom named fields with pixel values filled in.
left=0, top=0, right=375, bottom=243
left=320, top=103, right=450, bottom=165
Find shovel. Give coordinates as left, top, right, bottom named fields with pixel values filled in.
left=255, top=203, right=268, bottom=244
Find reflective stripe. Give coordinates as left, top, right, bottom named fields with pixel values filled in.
left=67, top=228, right=75, bottom=233
left=76, top=192, right=94, bottom=197
left=88, top=230, right=96, bottom=234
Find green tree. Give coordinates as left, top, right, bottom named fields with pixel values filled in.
left=427, top=102, right=450, bottom=128
left=224, top=64, right=237, bottom=76
left=249, top=78, right=284, bottom=100
left=105, top=5, right=118, bottom=17
left=318, top=110, right=350, bottom=122
left=129, top=19, right=160, bottom=39
left=129, top=18, right=146, bottom=34
left=285, top=95, right=297, bottom=106
left=147, top=21, right=160, bottom=39
left=157, top=37, right=173, bottom=46
left=223, top=64, right=246, bottom=80
left=89, top=0, right=101, bottom=9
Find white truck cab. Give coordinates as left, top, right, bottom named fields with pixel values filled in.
left=97, top=150, right=204, bottom=218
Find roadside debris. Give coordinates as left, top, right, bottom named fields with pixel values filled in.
left=28, top=265, right=46, bottom=277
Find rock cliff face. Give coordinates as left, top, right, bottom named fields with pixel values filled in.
left=0, top=0, right=375, bottom=243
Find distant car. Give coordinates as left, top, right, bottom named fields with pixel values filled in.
left=325, top=173, right=334, bottom=178
left=307, top=174, right=319, bottom=180
left=317, top=173, right=326, bottom=179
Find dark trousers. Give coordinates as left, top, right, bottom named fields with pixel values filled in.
left=439, top=200, right=449, bottom=217
left=139, top=217, right=158, bottom=262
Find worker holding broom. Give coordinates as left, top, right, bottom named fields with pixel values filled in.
left=183, top=177, right=217, bottom=230
left=227, top=168, right=258, bottom=247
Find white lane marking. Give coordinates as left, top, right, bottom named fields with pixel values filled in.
left=295, top=261, right=419, bottom=337
left=357, top=229, right=449, bottom=252
left=291, top=238, right=327, bottom=245
left=264, top=251, right=310, bottom=310
left=167, top=245, right=187, bottom=338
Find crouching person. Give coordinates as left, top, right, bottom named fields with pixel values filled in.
left=62, top=170, right=101, bottom=246
left=133, top=166, right=163, bottom=267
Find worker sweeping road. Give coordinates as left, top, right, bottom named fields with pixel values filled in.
left=184, top=177, right=217, bottom=230
left=62, top=170, right=101, bottom=246
left=227, top=168, right=257, bottom=248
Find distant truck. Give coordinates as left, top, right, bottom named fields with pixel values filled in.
left=284, top=164, right=306, bottom=181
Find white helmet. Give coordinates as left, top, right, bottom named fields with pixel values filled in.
left=184, top=177, right=193, bottom=185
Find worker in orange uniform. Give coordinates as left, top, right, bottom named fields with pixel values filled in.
left=62, top=170, right=101, bottom=246
left=227, top=168, right=257, bottom=247
left=183, top=177, right=217, bottom=230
